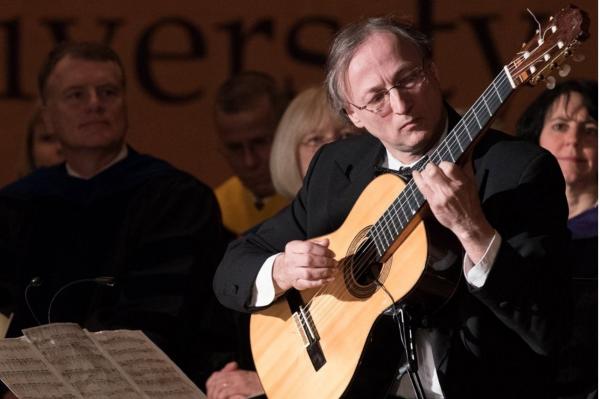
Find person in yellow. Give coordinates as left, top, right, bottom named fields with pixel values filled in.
left=213, top=72, right=289, bottom=235
left=206, top=85, right=365, bottom=399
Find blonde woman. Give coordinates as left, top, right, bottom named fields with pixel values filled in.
left=20, top=106, right=64, bottom=176
left=206, top=86, right=363, bottom=399
left=270, top=86, right=364, bottom=199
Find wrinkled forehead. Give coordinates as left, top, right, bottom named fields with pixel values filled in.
left=341, top=31, right=423, bottom=103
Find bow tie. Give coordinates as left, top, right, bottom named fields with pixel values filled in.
left=374, top=165, right=415, bottom=180
left=374, top=157, right=429, bottom=180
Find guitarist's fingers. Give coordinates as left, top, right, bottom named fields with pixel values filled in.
left=296, top=265, right=337, bottom=281
left=285, top=239, right=336, bottom=258
left=300, top=253, right=337, bottom=268
left=283, top=252, right=337, bottom=270
left=422, top=162, right=451, bottom=184
left=439, top=161, right=468, bottom=182
left=308, top=238, right=335, bottom=258
left=311, top=237, right=330, bottom=247
left=294, top=277, right=335, bottom=290
left=274, top=252, right=337, bottom=292
left=412, top=168, right=432, bottom=200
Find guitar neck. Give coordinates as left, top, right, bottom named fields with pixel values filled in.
left=370, top=68, right=515, bottom=257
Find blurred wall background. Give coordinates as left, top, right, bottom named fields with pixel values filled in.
left=0, top=0, right=596, bottom=187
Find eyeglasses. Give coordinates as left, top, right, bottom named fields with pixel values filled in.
left=347, top=61, right=429, bottom=116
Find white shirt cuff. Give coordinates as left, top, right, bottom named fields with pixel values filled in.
left=250, top=253, right=280, bottom=307
left=464, top=231, right=501, bottom=288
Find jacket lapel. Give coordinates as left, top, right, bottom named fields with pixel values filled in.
left=325, top=135, right=385, bottom=232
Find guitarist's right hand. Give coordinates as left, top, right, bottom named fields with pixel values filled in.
left=272, top=238, right=338, bottom=294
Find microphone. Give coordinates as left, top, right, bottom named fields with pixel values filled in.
left=47, top=276, right=116, bottom=324
left=24, top=276, right=44, bottom=325
left=23, top=276, right=116, bottom=325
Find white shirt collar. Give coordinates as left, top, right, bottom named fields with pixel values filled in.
left=66, top=145, right=129, bottom=179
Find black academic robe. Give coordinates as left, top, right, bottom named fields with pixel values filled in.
left=214, top=110, right=570, bottom=398
left=0, top=148, right=233, bottom=389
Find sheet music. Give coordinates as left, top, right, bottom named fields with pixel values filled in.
left=0, top=337, right=81, bottom=398
left=91, top=329, right=206, bottom=399
left=0, top=323, right=206, bottom=399
left=22, top=323, right=145, bottom=399
left=0, top=313, right=13, bottom=339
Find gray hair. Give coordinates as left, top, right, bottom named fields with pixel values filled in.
left=325, top=16, right=432, bottom=119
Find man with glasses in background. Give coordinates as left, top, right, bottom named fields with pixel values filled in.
left=214, top=17, right=569, bottom=398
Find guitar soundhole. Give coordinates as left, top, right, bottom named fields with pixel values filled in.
left=343, top=227, right=391, bottom=299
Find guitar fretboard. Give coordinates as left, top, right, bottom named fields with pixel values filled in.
left=370, top=68, right=515, bottom=257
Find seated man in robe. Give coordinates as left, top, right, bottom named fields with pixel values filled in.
left=0, top=41, right=231, bottom=397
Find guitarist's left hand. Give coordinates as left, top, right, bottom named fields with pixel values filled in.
left=412, top=161, right=496, bottom=267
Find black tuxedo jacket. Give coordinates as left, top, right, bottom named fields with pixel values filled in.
left=214, top=111, right=570, bottom=398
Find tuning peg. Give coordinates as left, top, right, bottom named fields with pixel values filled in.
left=545, top=76, right=557, bottom=90
left=558, top=64, right=572, bottom=77
left=573, top=53, right=586, bottom=62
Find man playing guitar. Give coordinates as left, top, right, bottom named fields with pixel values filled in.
left=214, top=13, right=578, bottom=399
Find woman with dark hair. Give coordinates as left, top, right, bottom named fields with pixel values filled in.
left=517, top=79, right=597, bottom=399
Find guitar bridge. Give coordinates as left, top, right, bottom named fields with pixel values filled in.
left=292, top=311, right=310, bottom=347
left=288, top=293, right=326, bottom=371
left=293, top=306, right=320, bottom=347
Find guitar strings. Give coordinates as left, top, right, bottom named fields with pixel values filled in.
left=346, top=43, right=557, bottom=275
left=303, top=70, right=511, bottom=325
left=299, top=43, right=560, bottom=326
left=303, top=70, right=513, bottom=322
left=302, top=64, right=518, bottom=325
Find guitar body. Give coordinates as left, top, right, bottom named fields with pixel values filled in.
left=250, top=174, right=461, bottom=399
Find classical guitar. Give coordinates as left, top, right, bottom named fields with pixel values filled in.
left=250, top=6, right=588, bottom=399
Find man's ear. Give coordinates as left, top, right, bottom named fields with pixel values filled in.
left=345, top=107, right=365, bottom=128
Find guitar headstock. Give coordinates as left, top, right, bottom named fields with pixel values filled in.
left=508, top=5, right=589, bottom=88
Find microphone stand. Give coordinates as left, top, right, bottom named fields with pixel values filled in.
left=24, top=277, right=43, bottom=325
left=382, top=303, right=427, bottom=399
left=395, top=305, right=426, bottom=399
left=377, top=278, right=427, bottom=399
left=47, top=277, right=115, bottom=324
left=24, top=276, right=116, bottom=326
